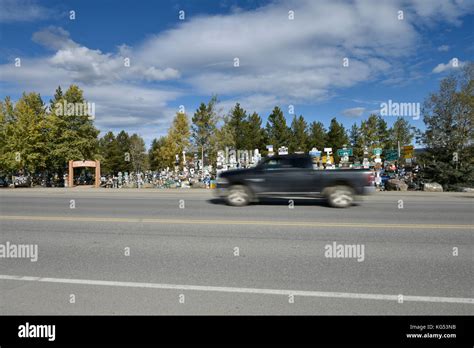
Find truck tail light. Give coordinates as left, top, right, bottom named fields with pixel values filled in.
left=367, top=173, right=375, bottom=186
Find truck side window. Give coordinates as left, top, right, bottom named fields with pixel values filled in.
left=260, top=157, right=310, bottom=170
left=265, top=159, right=282, bottom=169
left=262, top=158, right=292, bottom=170
left=291, top=158, right=312, bottom=168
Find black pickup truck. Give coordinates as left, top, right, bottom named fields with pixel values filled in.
left=215, top=154, right=375, bottom=208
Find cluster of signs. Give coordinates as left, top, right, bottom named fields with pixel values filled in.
left=309, top=146, right=352, bottom=169
left=215, top=144, right=415, bottom=173
left=216, top=148, right=262, bottom=176
left=173, top=151, right=215, bottom=178
left=302, top=144, right=415, bottom=168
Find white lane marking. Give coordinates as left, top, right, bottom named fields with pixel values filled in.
left=0, top=274, right=472, bottom=304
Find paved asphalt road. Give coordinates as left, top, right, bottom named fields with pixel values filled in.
left=0, top=188, right=473, bottom=315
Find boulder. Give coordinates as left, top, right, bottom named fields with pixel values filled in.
left=386, top=179, right=408, bottom=191
left=181, top=181, right=191, bottom=188
left=460, top=187, right=474, bottom=193
left=423, top=182, right=443, bottom=192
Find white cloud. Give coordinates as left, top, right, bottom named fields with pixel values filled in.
left=350, top=98, right=383, bottom=105
left=432, top=58, right=466, bottom=73
left=137, top=0, right=416, bottom=104
left=32, top=26, right=75, bottom=50
left=408, top=0, right=474, bottom=25
left=342, top=107, right=365, bottom=117
left=0, top=26, right=183, bottom=143
left=135, top=0, right=472, bottom=104
left=1, top=0, right=473, bottom=141
left=31, top=27, right=181, bottom=85
left=217, top=94, right=281, bottom=117
left=0, top=0, right=53, bottom=23
left=437, top=45, right=450, bottom=52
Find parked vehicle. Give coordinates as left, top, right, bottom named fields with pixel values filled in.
left=215, top=154, right=375, bottom=208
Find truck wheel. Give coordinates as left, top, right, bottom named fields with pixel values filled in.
left=327, top=185, right=354, bottom=208
left=226, top=185, right=251, bottom=206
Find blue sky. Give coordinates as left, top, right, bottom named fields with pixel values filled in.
left=0, top=0, right=473, bottom=146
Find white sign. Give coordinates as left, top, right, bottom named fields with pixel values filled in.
left=278, top=146, right=288, bottom=155
left=266, top=145, right=274, bottom=156
left=363, top=158, right=369, bottom=168
left=309, top=147, right=321, bottom=157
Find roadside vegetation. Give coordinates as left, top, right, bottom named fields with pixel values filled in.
left=0, top=64, right=472, bottom=190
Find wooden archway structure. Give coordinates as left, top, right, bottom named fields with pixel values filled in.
left=68, top=160, right=101, bottom=188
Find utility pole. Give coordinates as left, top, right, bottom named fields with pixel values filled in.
left=201, top=145, right=204, bottom=179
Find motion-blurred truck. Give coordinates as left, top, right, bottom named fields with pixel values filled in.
left=216, top=154, right=375, bottom=208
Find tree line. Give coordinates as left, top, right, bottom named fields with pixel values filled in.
left=0, top=63, right=472, bottom=189
left=148, top=99, right=415, bottom=169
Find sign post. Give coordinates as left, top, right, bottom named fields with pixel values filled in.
left=266, top=145, right=274, bottom=157
left=363, top=147, right=369, bottom=169
left=337, top=148, right=353, bottom=157
left=337, top=147, right=353, bottom=165
left=402, top=145, right=414, bottom=160
left=323, top=148, right=334, bottom=167
left=372, top=148, right=383, bottom=165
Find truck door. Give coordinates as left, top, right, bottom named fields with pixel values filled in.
left=256, top=157, right=296, bottom=193
left=289, top=157, right=319, bottom=194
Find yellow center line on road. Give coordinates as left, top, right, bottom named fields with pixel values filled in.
left=0, top=215, right=472, bottom=230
